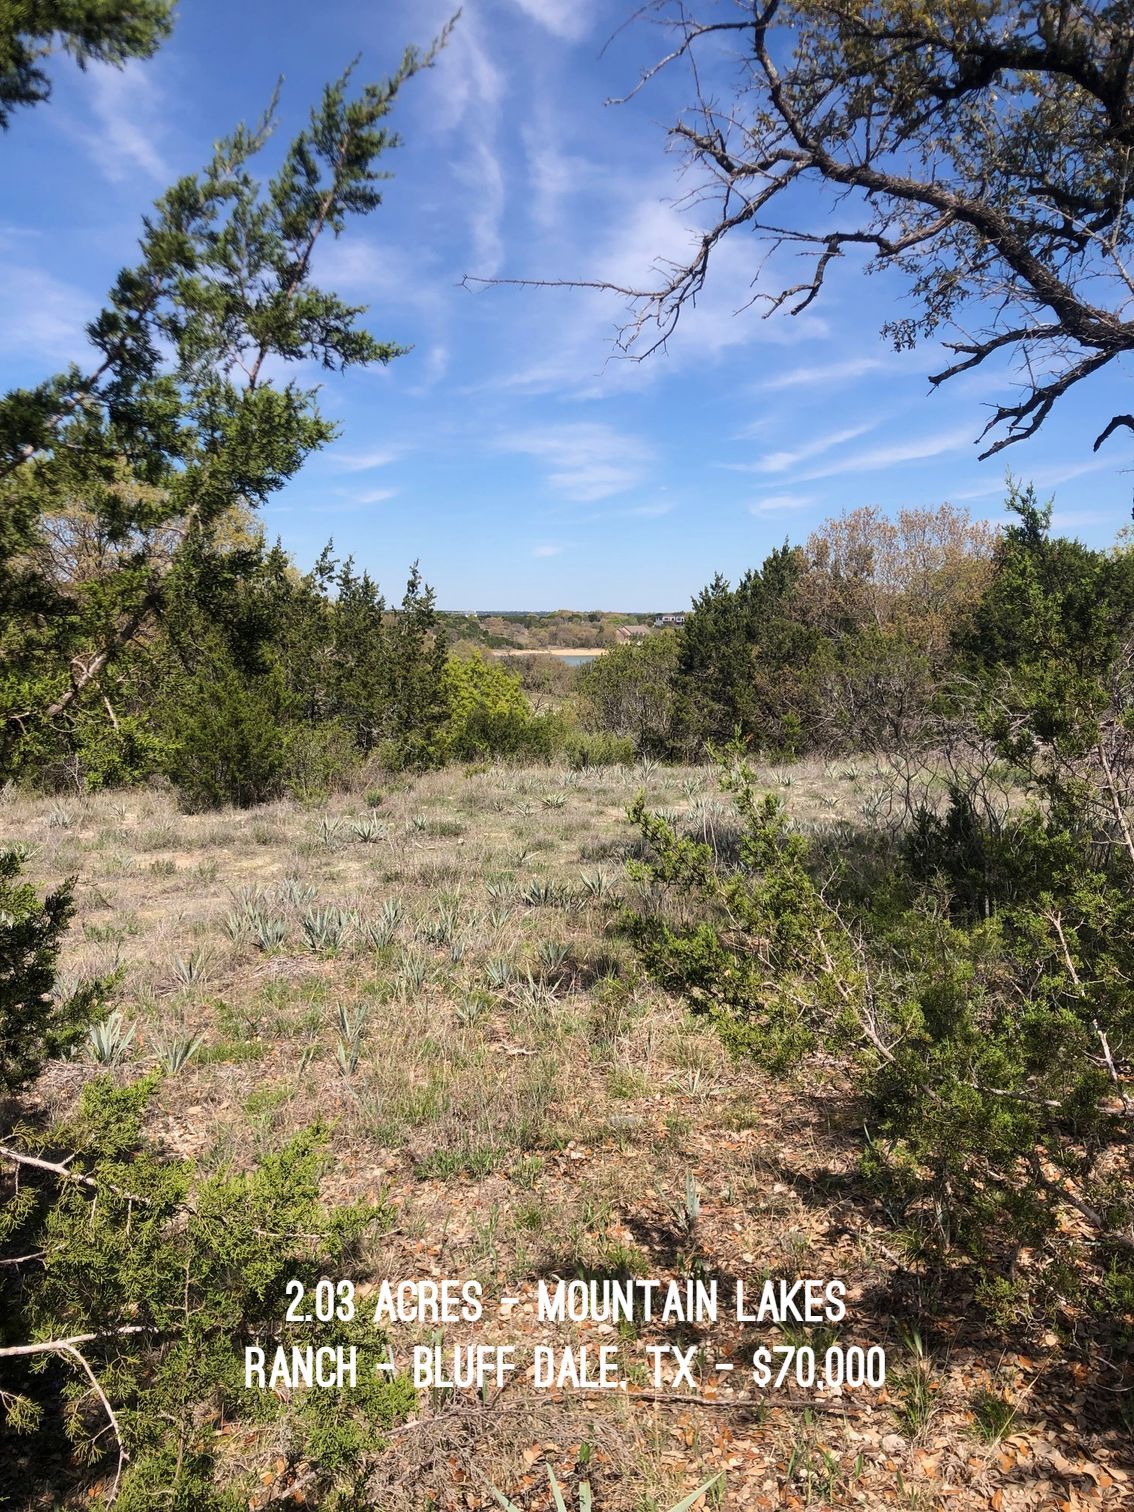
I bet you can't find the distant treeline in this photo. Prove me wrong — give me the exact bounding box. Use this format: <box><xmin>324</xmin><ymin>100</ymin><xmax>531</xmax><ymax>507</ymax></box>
<box><xmin>7</xmin><ymin>489</ymin><xmax>1134</xmax><ymax>809</ymax></box>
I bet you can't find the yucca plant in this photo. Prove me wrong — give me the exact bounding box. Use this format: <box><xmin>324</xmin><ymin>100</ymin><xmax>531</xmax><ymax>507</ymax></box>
<box><xmin>250</xmin><ymin>911</ymin><xmax>288</xmax><ymax>952</ymax></box>
<box><xmin>171</xmin><ymin>950</ymin><xmax>210</xmax><ymax>988</ymax></box>
<box><xmin>420</xmin><ymin>904</ymin><xmax>459</xmax><ymax>947</ymax></box>
<box><xmin>153</xmin><ymin>1029</ymin><xmax>203</xmax><ymax>1075</ymax></box>
<box><xmin>361</xmin><ymin>918</ymin><xmax>395</xmax><ymax>952</ymax></box>
<box><xmin>484</xmin><ymin>957</ymin><xmax>514</xmax><ymax>989</ymax></box>
<box><xmin>454</xmin><ymin>995</ymin><xmax>486</xmax><ymax>1027</ymax></box>
<box><xmin>379</xmin><ymin>897</ymin><xmax>405</xmax><ymax>929</ymax></box>
<box><xmin>396</xmin><ymin>952</ymin><xmax>428</xmax><ymax>994</ymax></box>
<box><xmin>335</xmin><ymin>1036</ymin><xmax>361</xmax><ymax>1076</ymax></box>
<box><xmin>486</xmin><ymin>1464</ymin><xmax>721</xmax><ymax>1512</ymax></box>
<box><xmin>221</xmin><ymin>910</ymin><xmax>247</xmax><ymax>943</ymax></box>
<box><xmin>541</xmin><ymin>792</ymin><xmax>566</xmax><ymax>809</ymax></box>
<box><xmin>521</xmin><ymin>878</ymin><xmax>563</xmax><ymax>908</ymax></box>
<box><xmin>274</xmin><ymin>877</ymin><xmax>316</xmax><ymax>907</ymax></box>
<box><xmin>318</xmin><ymin>815</ymin><xmax>344</xmax><ymax>846</ymax></box>
<box><xmin>87</xmin><ymin>1011</ymin><xmax>136</xmax><ymax>1066</ymax></box>
<box><xmin>536</xmin><ymin>939</ymin><xmax>569</xmax><ymax>977</ymax></box>
<box><xmin>335</xmin><ymin>1004</ymin><xmax>368</xmax><ymax>1042</ymax></box>
<box><xmin>352</xmin><ymin>814</ymin><xmax>385</xmax><ymax>843</ymax></box>
<box><xmin>302</xmin><ymin>906</ymin><xmax>348</xmax><ymax>953</ymax></box>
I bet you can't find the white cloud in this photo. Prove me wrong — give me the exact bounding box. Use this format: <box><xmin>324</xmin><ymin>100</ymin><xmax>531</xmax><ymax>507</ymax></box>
<box><xmin>506</xmin><ymin>0</ymin><xmax>595</xmax><ymax>41</ymax></box>
<box><xmin>748</xmin><ymin>493</ymin><xmax>816</xmax><ymax>514</ymax></box>
<box><xmin>533</xmin><ymin>543</ymin><xmax>564</xmax><ymax>556</ymax></box>
<box><xmin>427</xmin><ymin>7</ymin><xmax>504</xmax><ymax>130</ymax></box>
<box><xmin>0</xmin><ymin>265</ymin><xmax>94</xmax><ymax>363</ymax></box>
<box><xmin>794</xmin><ymin>424</ymin><xmax>975</xmax><ymax>481</ymax></box>
<box><xmin>731</xmin><ymin>422</ymin><xmax>877</xmax><ymax>475</ymax></box>
<box><xmin>499</xmin><ymin>421</ymin><xmax>654</xmax><ymax>500</ymax></box>
<box><xmin>946</xmin><ymin>456</ymin><xmax>1120</xmax><ymax>503</ymax></box>
<box><xmin>758</xmin><ymin>357</ymin><xmax>887</xmax><ymax>391</ymax></box>
<box><xmin>330</xmin><ymin>446</ymin><xmax>403</xmax><ymax>473</ymax></box>
<box><xmin>336</xmin><ymin>486</ymin><xmax>398</xmax><ymax>507</ymax></box>
<box><xmin>458</xmin><ymin>140</ymin><xmax>505</xmax><ymax>277</ymax></box>
<box><xmin>87</xmin><ymin>62</ymin><xmax>169</xmax><ymax>183</ymax></box>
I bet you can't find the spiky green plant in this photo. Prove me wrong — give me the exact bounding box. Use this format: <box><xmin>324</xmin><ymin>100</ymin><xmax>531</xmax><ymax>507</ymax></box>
<box><xmin>153</xmin><ymin>1029</ymin><xmax>203</xmax><ymax>1075</ymax></box>
<box><xmin>249</xmin><ymin>911</ymin><xmax>288</xmax><ymax>952</ymax></box>
<box><xmin>485</xmin><ymin>1464</ymin><xmax>722</xmax><ymax>1512</ymax></box>
<box><xmin>87</xmin><ymin>1011</ymin><xmax>136</xmax><ymax>1066</ymax></box>
<box><xmin>301</xmin><ymin>907</ymin><xmax>348</xmax><ymax>953</ymax></box>
<box><xmin>171</xmin><ymin>951</ymin><xmax>209</xmax><ymax>988</ymax></box>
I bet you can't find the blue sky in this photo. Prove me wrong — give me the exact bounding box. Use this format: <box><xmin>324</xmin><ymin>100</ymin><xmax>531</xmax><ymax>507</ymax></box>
<box><xmin>4</xmin><ymin>0</ymin><xmax>1133</xmax><ymax>608</ymax></box>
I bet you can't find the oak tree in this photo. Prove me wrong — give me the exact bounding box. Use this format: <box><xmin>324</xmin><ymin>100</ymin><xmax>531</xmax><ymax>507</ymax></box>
<box><xmin>578</xmin><ymin>2</ymin><xmax>1134</xmax><ymax>457</ymax></box>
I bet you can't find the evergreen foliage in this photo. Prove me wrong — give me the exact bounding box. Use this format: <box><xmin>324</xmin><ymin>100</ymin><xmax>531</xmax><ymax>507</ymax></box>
<box><xmin>0</xmin><ymin>0</ymin><xmax>174</xmax><ymax>128</ymax></box>
<box><xmin>0</xmin><ymin>22</ymin><xmax>453</xmax><ymax>781</ymax></box>
<box><xmin>0</xmin><ymin>852</ymin><xmax>106</xmax><ymax>1094</ymax></box>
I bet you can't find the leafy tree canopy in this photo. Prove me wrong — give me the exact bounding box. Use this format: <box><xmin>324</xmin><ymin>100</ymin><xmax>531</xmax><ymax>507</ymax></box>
<box><xmin>537</xmin><ymin>1</ymin><xmax>1134</xmax><ymax>458</ymax></box>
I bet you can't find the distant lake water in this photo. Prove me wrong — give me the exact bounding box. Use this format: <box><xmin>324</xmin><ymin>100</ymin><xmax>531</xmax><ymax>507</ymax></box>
<box><xmin>561</xmin><ymin>654</ymin><xmax>599</xmax><ymax>667</ymax></box>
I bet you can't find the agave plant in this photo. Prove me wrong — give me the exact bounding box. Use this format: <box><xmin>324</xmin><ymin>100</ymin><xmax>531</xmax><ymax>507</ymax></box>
<box><xmin>420</xmin><ymin>903</ymin><xmax>459</xmax><ymax>947</ymax></box>
<box><xmin>396</xmin><ymin>951</ymin><xmax>428</xmax><ymax>993</ymax></box>
<box><xmin>379</xmin><ymin>897</ymin><xmax>405</xmax><ymax>929</ymax></box>
<box><xmin>274</xmin><ymin>877</ymin><xmax>317</xmax><ymax>907</ymax></box>
<box><xmin>541</xmin><ymin>792</ymin><xmax>566</xmax><ymax>809</ymax></box>
<box><xmin>352</xmin><ymin>814</ymin><xmax>385</xmax><ymax>843</ymax></box>
<box><xmin>302</xmin><ymin>906</ymin><xmax>348</xmax><ymax>953</ymax></box>
<box><xmin>454</xmin><ymin>995</ymin><xmax>486</xmax><ymax>1027</ymax></box>
<box><xmin>87</xmin><ymin>1012</ymin><xmax>136</xmax><ymax>1066</ymax></box>
<box><xmin>486</xmin><ymin>1464</ymin><xmax>721</xmax><ymax>1512</ymax></box>
<box><xmin>521</xmin><ymin>878</ymin><xmax>563</xmax><ymax>908</ymax></box>
<box><xmin>536</xmin><ymin>939</ymin><xmax>569</xmax><ymax>977</ymax></box>
<box><xmin>153</xmin><ymin>1029</ymin><xmax>203</xmax><ymax>1075</ymax></box>
<box><xmin>484</xmin><ymin>957</ymin><xmax>515</xmax><ymax>989</ymax></box>
<box><xmin>334</xmin><ymin>1036</ymin><xmax>361</xmax><ymax>1076</ymax></box>
<box><xmin>318</xmin><ymin>815</ymin><xmax>344</xmax><ymax>847</ymax></box>
<box><xmin>221</xmin><ymin>910</ymin><xmax>248</xmax><ymax>943</ymax></box>
<box><xmin>171</xmin><ymin>950</ymin><xmax>210</xmax><ymax>988</ymax></box>
<box><xmin>579</xmin><ymin>870</ymin><xmax>611</xmax><ymax>900</ymax></box>
<box><xmin>249</xmin><ymin>911</ymin><xmax>288</xmax><ymax>952</ymax></box>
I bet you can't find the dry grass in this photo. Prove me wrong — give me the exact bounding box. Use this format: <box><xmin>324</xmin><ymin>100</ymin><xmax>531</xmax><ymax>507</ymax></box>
<box><xmin>3</xmin><ymin>760</ymin><xmax>1126</xmax><ymax>1510</ymax></box>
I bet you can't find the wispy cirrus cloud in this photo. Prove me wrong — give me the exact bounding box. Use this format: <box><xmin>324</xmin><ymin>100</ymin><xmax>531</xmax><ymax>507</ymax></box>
<box><xmin>727</xmin><ymin>422</ymin><xmax>877</xmax><ymax>475</ymax></box>
<box><xmin>506</xmin><ymin>0</ymin><xmax>596</xmax><ymax>40</ymax></box>
<box><xmin>0</xmin><ymin>264</ymin><xmax>94</xmax><ymax>363</ymax></box>
<box><xmin>329</xmin><ymin>445</ymin><xmax>404</xmax><ymax>473</ymax></box>
<box><xmin>427</xmin><ymin>5</ymin><xmax>507</xmax><ymax>282</ymax></box>
<box><xmin>499</xmin><ymin>421</ymin><xmax>654</xmax><ymax>501</ymax></box>
<box><xmin>757</xmin><ymin>356</ymin><xmax>888</xmax><ymax>391</ymax></box>
<box><xmin>86</xmin><ymin>61</ymin><xmax>169</xmax><ymax>183</ymax></box>
<box><xmin>748</xmin><ymin>492</ymin><xmax>816</xmax><ymax>515</ymax></box>
<box><xmin>334</xmin><ymin>486</ymin><xmax>398</xmax><ymax>507</ymax></box>
<box><xmin>794</xmin><ymin>424</ymin><xmax>976</xmax><ymax>481</ymax></box>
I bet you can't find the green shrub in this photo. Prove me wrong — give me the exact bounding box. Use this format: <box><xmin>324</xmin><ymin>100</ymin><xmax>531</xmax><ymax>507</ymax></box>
<box><xmin>0</xmin><ymin>852</ymin><xmax>107</xmax><ymax>1094</ymax></box>
<box><xmin>624</xmin><ymin>754</ymin><xmax>1134</xmax><ymax>1329</ymax></box>
<box><xmin>282</xmin><ymin>719</ymin><xmax>359</xmax><ymax>800</ymax></box>
<box><xmin>0</xmin><ymin>1078</ymin><xmax>405</xmax><ymax>1504</ymax></box>
<box><xmin>433</xmin><ymin>654</ymin><xmax>534</xmax><ymax>761</ymax></box>
<box><xmin>562</xmin><ymin>729</ymin><xmax>635</xmax><ymax>768</ymax></box>
<box><xmin>162</xmin><ymin>652</ymin><xmax>291</xmax><ymax>811</ymax></box>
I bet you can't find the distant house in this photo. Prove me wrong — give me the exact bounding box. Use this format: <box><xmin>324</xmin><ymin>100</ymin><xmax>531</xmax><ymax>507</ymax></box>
<box><xmin>616</xmin><ymin>624</ymin><xmax>651</xmax><ymax>643</ymax></box>
<box><xmin>653</xmin><ymin>613</ymin><xmax>686</xmax><ymax>628</ymax></box>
